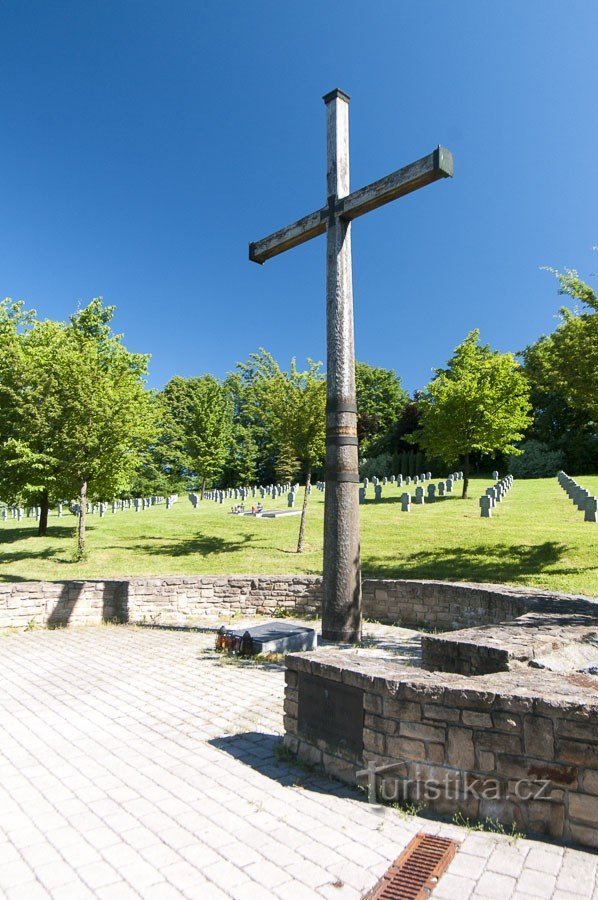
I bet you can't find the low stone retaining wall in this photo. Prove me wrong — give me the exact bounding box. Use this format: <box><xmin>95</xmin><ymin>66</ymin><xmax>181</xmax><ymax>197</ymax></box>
<box><xmin>284</xmin><ymin>651</ymin><xmax>598</xmax><ymax>849</ymax></box>
<box><xmin>0</xmin><ymin>575</ymin><xmax>589</xmax><ymax>631</ymax></box>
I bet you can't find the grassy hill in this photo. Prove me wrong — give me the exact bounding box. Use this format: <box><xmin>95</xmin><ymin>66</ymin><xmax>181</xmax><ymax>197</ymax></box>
<box><xmin>1</xmin><ymin>477</ymin><xmax>596</xmax><ymax>596</ymax></box>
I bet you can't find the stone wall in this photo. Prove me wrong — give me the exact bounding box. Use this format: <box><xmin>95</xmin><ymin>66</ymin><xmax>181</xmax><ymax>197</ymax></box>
<box><xmin>1</xmin><ymin>575</ymin><xmax>588</xmax><ymax>631</ymax></box>
<box><xmin>284</xmin><ymin>651</ymin><xmax>598</xmax><ymax>849</ymax></box>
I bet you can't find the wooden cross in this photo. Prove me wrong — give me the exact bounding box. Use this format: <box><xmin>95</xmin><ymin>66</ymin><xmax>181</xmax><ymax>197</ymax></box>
<box><xmin>249</xmin><ymin>89</ymin><xmax>453</xmax><ymax>642</ymax></box>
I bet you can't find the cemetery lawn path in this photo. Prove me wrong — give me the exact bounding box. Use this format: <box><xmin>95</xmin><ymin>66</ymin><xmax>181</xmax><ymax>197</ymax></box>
<box><xmin>1</xmin><ymin>477</ymin><xmax>596</xmax><ymax>596</ymax></box>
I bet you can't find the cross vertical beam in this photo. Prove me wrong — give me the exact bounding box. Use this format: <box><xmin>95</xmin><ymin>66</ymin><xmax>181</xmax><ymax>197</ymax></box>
<box><xmin>249</xmin><ymin>90</ymin><xmax>453</xmax><ymax>644</ymax></box>
<box><xmin>321</xmin><ymin>89</ymin><xmax>361</xmax><ymax>642</ymax></box>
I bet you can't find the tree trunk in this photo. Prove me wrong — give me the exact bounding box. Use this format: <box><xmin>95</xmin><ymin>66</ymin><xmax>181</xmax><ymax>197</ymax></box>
<box><xmin>37</xmin><ymin>489</ymin><xmax>49</xmax><ymax>537</ymax></box>
<box><xmin>77</xmin><ymin>480</ymin><xmax>87</xmax><ymax>559</ymax></box>
<box><xmin>462</xmin><ymin>453</ymin><xmax>470</xmax><ymax>499</ymax></box>
<box><xmin>200</xmin><ymin>478</ymin><xmax>206</xmax><ymax>501</ymax></box>
<box><xmin>296</xmin><ymin>466</ymin><xmax>311</xmax><ymax>554</ymax></box>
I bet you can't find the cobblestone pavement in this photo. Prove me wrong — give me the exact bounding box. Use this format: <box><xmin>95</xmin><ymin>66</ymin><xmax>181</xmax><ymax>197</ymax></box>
<box><xmin>0</xmin><ymin>623</ymin><xmax>596</xmax><ymax>900</ymax></box>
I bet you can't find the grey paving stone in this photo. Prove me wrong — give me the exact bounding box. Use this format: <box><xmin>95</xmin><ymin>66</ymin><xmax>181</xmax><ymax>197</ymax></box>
<box><xmin>0</xmin><ymin>624</ymin><xmax>594</xmax><ymax>900</ymax></box>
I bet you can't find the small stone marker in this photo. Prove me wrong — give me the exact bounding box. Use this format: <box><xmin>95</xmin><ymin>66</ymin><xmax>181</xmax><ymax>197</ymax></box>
<box><xmin>414</xmin><ymin>486</ymin><xmax>425</xmax><ymax>504</ymax></box>
<box><xmin>492</xmin><ymin>470</ymin><xmax>499</xmax><ymax>481</ymax></box>
<box><xmin>427</xmin><ymin>484</ymin><xmax>436</xmax><ymax>502</ymax></box>
<box><xmin>217</xmin><ymin>622</ymin><xmax>317</xmax><ymax>656</ymax></box>
<box><xmin>400</xmin><ymin>492</ymin><xmax>411</xmax><ymax>512</ymax></box>
<box><xmin>359</xmin><ymin>487</ymin><xmax>365</xmax><ymax>504</ymax></box>
<box><xmin>438</xmin><ymin>482</ymin><xmax>445</xmax><ymax>497</ymax></box>
<box><xmin>374</xmin><ymin>484</ymin><xmax>382</xmax><ymax>502</ymax></box>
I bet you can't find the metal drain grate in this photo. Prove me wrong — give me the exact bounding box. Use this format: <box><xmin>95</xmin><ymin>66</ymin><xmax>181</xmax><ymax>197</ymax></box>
<box><xmin>363</xmin><ymin>833</ymin><xmax>460</xmax><ymax>899</ymax></box>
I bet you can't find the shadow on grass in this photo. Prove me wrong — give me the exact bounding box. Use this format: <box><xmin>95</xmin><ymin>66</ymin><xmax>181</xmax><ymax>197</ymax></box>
<box><xmin>0</xmin><ymin>525</ymin><xmax>86</xmax><ymax>544</ymax></box>
<box><xmin>101</xmin><ymin>531</ymin><xmax>254</xmax><ymax>558</ymax></box>
<box><xmin>0</xmin><ymin>546</ymin><xmax>68</xmax><ymax>582</ymax></box>
<box><xmin>363</xmin><ymin>541</ymin><xmax>574</xmax><ymax>584</ymax></box>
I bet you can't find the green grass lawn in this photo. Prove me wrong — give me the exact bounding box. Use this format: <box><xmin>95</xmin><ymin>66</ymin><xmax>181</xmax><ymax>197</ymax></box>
<box><xmin>1</xmin><ymin>477</ymin><xmax>596</xmax><ymax>596</ymax></box>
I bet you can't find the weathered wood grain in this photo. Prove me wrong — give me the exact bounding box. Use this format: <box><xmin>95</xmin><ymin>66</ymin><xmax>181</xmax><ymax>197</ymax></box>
<box><xmin>338</xmin><ymin>147</ymin><xmax>453</xmax><ymax>221</ymax></box>
<box><xmin>249</xmin><ymin>208</ymin><xmax>327</xmax><ymax>264</ymax></box>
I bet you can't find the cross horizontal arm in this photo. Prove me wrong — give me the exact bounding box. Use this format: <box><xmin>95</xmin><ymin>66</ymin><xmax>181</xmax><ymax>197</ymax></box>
<box><xmin>249</xmin><ymin>146</ymin><xmax>453</xmax><ymax>265</ymax></box>
<box><xmin>249</xmin><ymin>206</ymin><xmax>327</xmax><ymax>264</ymax></box>
<box><xmin>337</xmin><ymin>146</ymin><xmax>453</xmax><ymax>222</ymax></box>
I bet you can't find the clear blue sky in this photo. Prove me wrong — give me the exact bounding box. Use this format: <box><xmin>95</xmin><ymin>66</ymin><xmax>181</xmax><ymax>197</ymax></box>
<box><xmin>1</xmin><ymin>1</ymin><xmax>596</xmax><ymax>393</ymax></box>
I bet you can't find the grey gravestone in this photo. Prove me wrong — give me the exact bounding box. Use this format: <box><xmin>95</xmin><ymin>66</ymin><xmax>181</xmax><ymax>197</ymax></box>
<box><xmin>492</xmin><ymin>470</ymin><xmax>499</xmax><ymax>481</ymax></box>
<box><xmin>445</xmin><ymin>479</ymin><xmax>453</xmax><ymax>493</ymax></box>
<box><xmin>288</xmin><ymin>492</ymin><xmax>296</xmax><ymax>508</ymax></box>
<box><xmin>584</xmin><ymin>497</ymin><xmax>597</xmax><ymax>523</ymax></box>
<box><xmin>480</xmin><ymin>495</ymin><xmax>492</xmax><ymax>518</ymax></box>
<box><xmin>359</xmin><ymin>487</ymin><xmax>365</xmax><ymax>505</ymax></box>
<box><xmin>427</xmin><ymin>484</ymin><xmax>436</xmax><ymax>502</ymax></box>
<box><xmin>400</xmin><ymin>492</ymin><xmax>411</xmax><ymax>512</ymax></box>
<box><xmin>414</xmin><ymin>486</ymin><xmax>425</xmax><ymax>504</ymax></box>
<box><xmin>438</xmin><ymin>482</ymin><xmax>445</xmax><ymax>497</ymax></box>
<box><xmin>374</xmin><ymin>485</ymin><xmax>382</xmax><ymax>502</ymax></box>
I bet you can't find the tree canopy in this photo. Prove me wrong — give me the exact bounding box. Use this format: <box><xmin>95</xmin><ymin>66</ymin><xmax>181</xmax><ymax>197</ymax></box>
<box><xmin>415</xmin><ymin>330</ymin><xmax>532</xmax><ymax>496</ymax></box>
<box><xmin>238</xmin><ymin>349</ymin><xmax>326</xmax><ymax>552</ymax></box>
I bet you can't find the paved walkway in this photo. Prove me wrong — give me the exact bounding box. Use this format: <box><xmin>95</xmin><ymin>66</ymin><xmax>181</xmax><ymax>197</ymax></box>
<box><xmin>0</xmin><ymin>623</ymin><xmax>596</xmax><ymax>900</ymax></box>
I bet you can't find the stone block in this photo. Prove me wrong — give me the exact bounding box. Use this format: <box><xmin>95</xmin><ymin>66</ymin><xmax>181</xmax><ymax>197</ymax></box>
<box><xmin>581</xmin><ymin>770</ymin><xmax>598</xmax><ymax>794</ymax></box>
<box><xmin>364</xmin><ymin>693</ymin><xmax>383</xmax><ymax>714</ymax></box>
<box><xmin>462</xmin><ymin>710</ymin><xmax>493</xmax><ymax>728</ymax></box>
<box><xmin>475</xmin><ymin>732</ymin><xmax>522</xmax><ymax>755</ymax></box>
<box><xmin>523</xmin><ymin>715</ymin><xmax>554</xmax><ymax>758</ymax></box>
<box><xmin>569</xmin><ymin>822</ymin><xmax>598</xmax><ymax>849</ymax></box>
<box><xmin>399</xmin><ymin>721</ymin><xmax>446</xmax><ymax>742</ymax></box>
<box><xmin>558</xmin><ymin>740</ymin><xmax>598</xmax><ymax>767</ymax></box>
<box><xmin>491</xmin><ymin>712</ymin><xmax>521</xmax><ymax>732</ymax></box>
<box><xmin>447</xmin><ymin>727</ymin><xmax>475</xmax><ymax>769</ymax></box>
<box><xmin>363</xmin><ymin>729</ymin><xmax>386</xmax><ymax>755</ymax></box>
<box><xmin>382</xmin><ymin>698</ymin><xmax>422</xmax><ymax>721</ymax></box>
<box><xmin>386</xmin><ymin>736</ymin><xmax>426</xmax><ymax>761</ymax></box>
<box><xmin>568</xmin><ymin>792</ymin><xmax>597</xmax><ymax>824</ymax></box>
<box><xmin>422</xmin><ymin>704</ymin><xmax>460</xmax><ymax>723</ymax></box>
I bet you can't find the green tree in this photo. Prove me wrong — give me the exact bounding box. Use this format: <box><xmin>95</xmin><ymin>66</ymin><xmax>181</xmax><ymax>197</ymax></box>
<box><xmin>0</xmin><ymin>299</ymin><xmax>59</xmax><ymax>533</ymax></box>
<box><xmin>239</xmin><ymin>350</ymin><xmax>326</xmax><ymax>553</ymax></box>
<box><xmin>355</xmin><ymin>362</ymin><xmax>409</xmax><ymax>458</ymax></box>
<box><xmin>415</xmin><ymin>331</ymin><xmax>532</xmax><ymax>498</ymax></box>
<box><xmin>223</xmin><ymin>423</ymin><xmax>259</xmax><ymax>487</ymax></box>
<box><xmin>161</xmin><ymin>375</ymin><xmax>233</xmax><ymax>497</ymax></box>
<box><xmin>0</xmin><ymin>299</ymin><xmax>156</xmax><ymax>552</ymax></box>
<box><xmin>523</xmin><ymin>266</ymin><xmax>598</xmax><ymax>423</ymax></box>
<box><xmin>55</xmin><ymin>300</ymin><xmax>156</xmax><ymax>556</ymax></box>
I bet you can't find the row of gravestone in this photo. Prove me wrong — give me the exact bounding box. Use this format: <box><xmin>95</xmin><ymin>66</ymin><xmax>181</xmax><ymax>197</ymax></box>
<box><xmin>195</xmin><ymin>484</ymin><xmax>298</xmax><ymax>508</ymax></box>
<box><xmin>479</xmin><ymin>475</ymin><xmax>513</xmax><ymax>517</ymax></box>
<box><xmin>0</xmin><ymin>495</ymin><xmax>175</xmax><ymax>522</ymax></box>
<box><xmin>557</xmin><ymin>471</ymin><xmax>597</xmax><ymax>523</ymax></box>
<box><xmin>359</xmin><ymin>472</ymin><xmax>465</xmax><ymax>507</ymax></box>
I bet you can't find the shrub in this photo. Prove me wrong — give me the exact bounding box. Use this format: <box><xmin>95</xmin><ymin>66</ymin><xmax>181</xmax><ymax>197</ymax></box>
<box><xmin>507</xmin><ymin>440</ymin><xmax>565</xmax><ymax>478</ymax></box>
